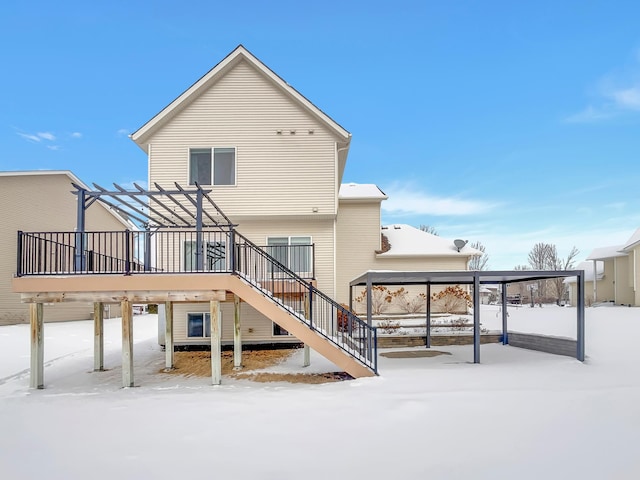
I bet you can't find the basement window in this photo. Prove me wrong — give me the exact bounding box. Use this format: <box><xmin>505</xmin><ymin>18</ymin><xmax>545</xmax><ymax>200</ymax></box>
<box><xmin>187</xmin><ymin>313</ymin><xmax>211</xmax><ymax>338</ymax></box>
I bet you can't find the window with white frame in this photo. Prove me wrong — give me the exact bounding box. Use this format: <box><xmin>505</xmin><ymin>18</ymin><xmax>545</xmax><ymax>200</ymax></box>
<box><xmin>267</xmin><ymin>236</ymin><xmax>312</xmax><ymax>275</ymax></box>
<box><xmin>184</xmin><ymin>240</ymin><xmax>226</xmax><ymax>271</ymax></box>
<box><xmin>189</xmin><ymin>147</ymin><xmax>235</xmax><ymax>186</ymax></box>
<box><xmin>273</xmin><ymin>322</ymin><xmax>291</xmax><ymax>336</ymax></box>
<box><xmin>187</xmin><ymin>313</ymin><xmax>211</xmax><ymax>338</ymax></box>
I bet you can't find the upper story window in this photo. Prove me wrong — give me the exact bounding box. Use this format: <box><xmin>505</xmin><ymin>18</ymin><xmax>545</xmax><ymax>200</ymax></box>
<box><xmin>189</xmin><ymin>147</ymin><xmax>235</xmax><ymax>186</ymax></box>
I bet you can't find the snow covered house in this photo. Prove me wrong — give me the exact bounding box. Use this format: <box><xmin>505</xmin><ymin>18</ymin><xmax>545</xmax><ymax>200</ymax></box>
<box><xmin>12</xmin><ymin>45</ymin><xmax>479</xmax><ymax>387</ymax></box>
<box><xmin>0</xmin><ymin>171</ymin><xmax>131</xmax><ymax>325</ymax></box>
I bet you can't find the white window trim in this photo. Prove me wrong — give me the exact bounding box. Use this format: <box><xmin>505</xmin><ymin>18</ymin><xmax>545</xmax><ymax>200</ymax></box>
<box><xmin>265</xmin><ymin>235</ymin><xmax>313</xmax><ymax>276</ymax></box>
<box><xmin>187</xmin><ymin>146</ymin><xmax>237</xmax><ymax>187</ymax></box>
<box><xmin>186</xmin><ymin>312</ymin><xmax>211</xmax><ymax>338</ymax></box>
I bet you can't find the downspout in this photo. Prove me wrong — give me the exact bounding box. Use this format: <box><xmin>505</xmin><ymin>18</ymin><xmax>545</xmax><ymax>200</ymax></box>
<box><xmin>592</xmin><ymin>259</ymin><xmax>597</xmax><ymax>304</ymax></box>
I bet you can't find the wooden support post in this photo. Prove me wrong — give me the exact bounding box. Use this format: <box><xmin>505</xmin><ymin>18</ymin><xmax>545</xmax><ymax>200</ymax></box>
<box><xmin>233</xmin><ymin>295</ymin><xmax>242</xmax><ymax>370</ymax></box>
<box><xmin>303</xmin><ymin>345</ymin><xmax>311</xmax><ymax>367</ymax></box>
<box><xmin>303</xmin><ymin>292</ymin><xmax>311</xmax><ymax>367</ymax></box>
<box><xmin>165</xmin><ymin>301</ymin><xmax>174</xmax><ymax>370</ymax></box>
<box><xmin>211</xmin><ymin>300</ymin><xmax>222</xmax><ymax>385</ymax></box>
<box><xmin>94</xmin><ymin>302</ymin><xmax>104</xmax><ymax>371</ymax></box>
<box><xmin>30</xmin><ymin>303</ymin><xmax>44</xmax><ymax>389</ymax></box>
<box><xmin>121</xmin><ymin>300</ymin><xmax>134</xmax><ymax>387</ymax></box>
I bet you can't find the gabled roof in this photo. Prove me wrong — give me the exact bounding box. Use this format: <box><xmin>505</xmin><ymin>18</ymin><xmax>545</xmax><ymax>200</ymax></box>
<box><xmin>377</xmin><ymin>224</ymin><xmax>482</xmax><ymax>258</ymax></box>
<box><xmin>565</xmin><ymin>260</ymin><xmax>604</xmax><ymax>284</ymax></box>
<box><xmin>586</xmin><ymin>245</ymin><xmax>628</xmax><ymax>260</ymax></box>
<box><xmin>131</xmin><ymin>45</ymin><xmax>351</xmax><ymax>149</ymax></box>
<box><xmin>622</xmin><ymin>227</ymin><xmax>640</xmax><ymax>252</ymax></box>
<box><xmin>338</xmin><ymin>183</ymin><xmax>387</xmax><ymax>201</ymax></box>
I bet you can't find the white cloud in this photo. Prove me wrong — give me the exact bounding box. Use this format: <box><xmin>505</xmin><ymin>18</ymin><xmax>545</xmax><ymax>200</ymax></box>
<box><xmin>117</xmin><ymin>128</ymin><xmax>130</xmax><ymax>136</ymax></box>
<box><xmin>17</xmin><ymin>132</ymin><xmax>42</xmax><ymax>142</ymax></box>
<box><xmin>70</xmin><ymin>132</ymin><xmax>82</xmax><ymax>138</ymax></box>
<box><xmin>46</xmin><ymin>145</ymin><xmax>61</xmax><ymax>151</ymax></box>
<box><xmin>564</xmin><ymin>105</ymin><xmax>615</xmax><ymax>123</ymax></box>
<box><xmin>608</xmin><ymin>85</ymin><xmax>640</xmax><ymax>110</ymax></box>
<box><xmin>120</xmin><ymin>180</ymin><xmax>148</xmax><ymax>190</ymax></box>
<box><xmin>37</xmin><ymin>132</ymin><xmax>56</xmax><ymax>141</ymax></box>
<box><xmin>382</xmin><ymin>186</ymin><xmax>496</xmax><ymax>216</ymax></box>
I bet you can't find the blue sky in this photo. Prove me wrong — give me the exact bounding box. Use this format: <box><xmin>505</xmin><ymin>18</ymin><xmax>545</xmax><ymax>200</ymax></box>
<box><xmin>2</xmin><ymin>1</ymin><xmax>640</xmax><ymax>269</ymax></box>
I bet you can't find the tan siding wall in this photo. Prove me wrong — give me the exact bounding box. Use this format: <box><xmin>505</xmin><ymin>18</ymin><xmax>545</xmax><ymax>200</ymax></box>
<box><xmin>172</xmin><ymin>301</ymin><xmax>300</xmax><ymax>345</ymax></box>
<box><xmin>598</xmin><ymin>259</ymin><xmax>616</xmax><ymax>301</ymax></box>
<box><xmin>147</xmin><ymin>59</ymin><xmax>338</xmax><ymax>218</ymax></box>
<box><xmin>335</xmin><ymin>201</ymin><xmax>381</xmax><ymax>304</ymax></box>
<box><xmin>0</xmin><ymin>173</ymin><xmax>129</xmax><ymax>324</ymax></box>
<box><xmin>615</xmin><ymin>255</ymin><xmax>635</xmax><ymax>305</ymax></box>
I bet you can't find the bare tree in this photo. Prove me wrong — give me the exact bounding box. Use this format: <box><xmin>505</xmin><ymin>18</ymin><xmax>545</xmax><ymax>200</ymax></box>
<box><xmin>468</xmin><ymin>241</ymin><xmax>489</xmax><ymax>270</ymax></box>
<box><xmin>527</xmin><ymin>243</ymin><xmax>579</xmax><ymax>304</ymax></box>
<box><xmin>419</xmin><ymin>225</ymin><xmax>439</xmax><ymax>236</ymax></box>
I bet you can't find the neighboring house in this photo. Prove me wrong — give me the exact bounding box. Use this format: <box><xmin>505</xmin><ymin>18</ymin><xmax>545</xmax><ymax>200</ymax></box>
<box><xmin>0</xmin><ymin>171</ymin><xmax>130</xmax><ymax>325</ymax></box>
<box><xmin>566</xmin><ymin>230</ymin><xmax>639</xmax><ymax>306</ymax></box>
<box><xmin>129</xmin><ymin>45</ymin><xmax>479</xmax><ymax>347</ymax></box>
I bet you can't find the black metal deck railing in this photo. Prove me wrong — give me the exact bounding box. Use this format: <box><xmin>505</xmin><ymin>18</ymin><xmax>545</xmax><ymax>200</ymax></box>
<box><xmin>16</xmin><ymin>229</ymin><xmax>376</xmax><ymax>373</ymax></box>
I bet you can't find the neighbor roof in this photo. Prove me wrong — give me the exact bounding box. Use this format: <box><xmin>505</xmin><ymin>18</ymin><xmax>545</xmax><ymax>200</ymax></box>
<box><xmin>586</xmin><ymin>245</ymin><xmax>627</xmax><ymax>260</ymax></box>
<box><xmin>131</xmin><ymin>45</ymin><xmax>351</xmax><ymax>149</ymax></box>
<box><xmin>622</xmin><ymin>227</ymin><xmax>640</xmax><ymax>252</ymax></box>
<box><xmin>565</xmin><ymin>261</ymin><xmax>604</xmax><ymax>284</ymax></box>
<box><xmin>378</xmin><ymin>224</ymin><xmax>481</xmax><ymax>258</ymax></box>
<box><xmin>338</xmin><ymin>183</ymin><xmax>387</xmax><ymax>200</ymax></box>
<box><xmin>0</xmin><ymin>170</ymin><xmax>133</xmax><ymax>229</ymax></box>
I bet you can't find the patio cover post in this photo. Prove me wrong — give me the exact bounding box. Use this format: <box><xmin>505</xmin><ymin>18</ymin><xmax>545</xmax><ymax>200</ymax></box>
<box><xmin>473</xmin><ymin>273</ymin><xmax>480</xmax><ymax>364</ymax></box>
<box><xmin>501</xmin><ymin>284</ymin><xmax>508</xmax><ymax>345</ymax></box>
<box><xmin>592</xmin><ymin>259</ymin><xmax>597</xmax><ymax>304</ymax></box>
<box><xmin>93</xmin><ymin>302</ymin><xmax>104</xmax><ymax>371</ymax></box>
<box><xmin>425</xmin><ymin>284</ymin><xmax>431</xmax><ymax>349</ymax></box>
<box><xmin>577</xmin><ymin>271</ymin><xmax>586</xmax><ymax>361</ymax></box>
<box><xmin>121</xmin><ymin>300</ymin><xmax>134</xmax><ymax>387</ymax></box>
<box><xmin>366</xmin><ymin>275</ymin><xmax>373</xmax><ymax>361</ymax></box>
<box><xmin>30</xmin><ymin>303</ymin><xmax>44</xmax><ymax>389</ymax></box>
<box><xmin>165</xmin><ymin>301</ymin><xmax>174</xmax><ymax>370</ymax></box>
<box><xmin>302</xmin><ymin>292</ymin><xmax>310</xmax><ymax>367</ymax></box>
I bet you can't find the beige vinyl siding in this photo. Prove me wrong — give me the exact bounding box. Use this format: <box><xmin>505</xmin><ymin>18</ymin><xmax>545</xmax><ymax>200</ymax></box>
<box><xmin>615</xmin><ymin>255</ymin><xmax>634</xmax><ymax>305</ymax></box>
<box><xmin>147</xmin><ymin>59</ymin><xmax>339</xmax><ymax>218</ymax></box>
<box><xmin>172</xmin><ymin>302</ymin><xmax>298</xmax><ymax>345</ymax></box>
<box><xmin>0</xmin><ymin>173</ymin><xmax>129</xmax><ymax>325</ymax></box>
<box><xmin>335</xmin><ymin>200</ymin><xmax>382</xmax><ymax>304</ymax></box>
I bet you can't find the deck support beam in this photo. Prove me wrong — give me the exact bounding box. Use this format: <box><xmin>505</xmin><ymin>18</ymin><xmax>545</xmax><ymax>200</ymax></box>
<box><xmin>233</xmin><ymin>295</ymin><xmax>242</xmax><ymax>370</ymax></box>
<box><xmin>94</xmin><ymin>302</ymin><xmax>104</xmax><ymax>371</ymax></box>
<box><xmin>165</xmin><ymin>301</ymin><xmax>174</xmax><ymax>370</ymax></box>
<box><xmin>211</xmin><ymin>300</ymin><xmax>222</xmax><ymax>385</ymax></box>
<box><xmin>425</xmin><ymin>284</ymin><xmax>431</xmax><ymax>349</ymax></box>
<box><xmin>121</xmin><ymin>300</ymin><xmax>134</xmax><ymax>387</ymax></box>
<box><xmin>29</xmin><ymin>303</ymin><xmax>44</xmax><ymax>389</ymax></box>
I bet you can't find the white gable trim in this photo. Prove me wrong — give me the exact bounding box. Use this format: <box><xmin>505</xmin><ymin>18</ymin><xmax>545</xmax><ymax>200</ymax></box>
<box><xmin>131</xmin><ymin>45</ymin><xmax>351</xmax><ymax>148</ymax></box>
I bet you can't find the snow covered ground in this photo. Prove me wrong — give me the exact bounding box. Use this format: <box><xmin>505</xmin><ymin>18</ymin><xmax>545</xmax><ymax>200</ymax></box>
<box><xmin>1</xmin><ymin>305</ymin><xmax>639</xmax><ymax>479</ymax></box>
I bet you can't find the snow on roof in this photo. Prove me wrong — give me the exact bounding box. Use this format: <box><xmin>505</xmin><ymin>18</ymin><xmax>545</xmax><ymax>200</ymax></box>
<box><xmin>586</xmin><ymin>245</ymin><xmax>627</xmax><ymax>260</ymax></box>
<box><xmin>377</xmin><ymin>224</ymin><xmax>482</xmax><ymax>257</ymax></box>
<box><xmin>564</xmin><ymin>260</ymin><xmax>604</xmax><ymax>283</ymax></box>
<box><xmin>622</xmin><ymin>227</ymin><xmax>640</xmax><ymax>251</ymax></box>
<box><xmin>338</xmin><ymin>183</ymin><xmax>387</xmax><ymax>200</ymax></box>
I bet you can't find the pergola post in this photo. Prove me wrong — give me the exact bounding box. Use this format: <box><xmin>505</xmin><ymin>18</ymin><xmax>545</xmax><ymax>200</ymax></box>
<box><xmin>94</xmin><ymin>302</ymin><xmax>104</xmax><ymax>371</ymax></box>
<box><xmin>425</xmin><ymin>284</ymin><xmax>431</xmax><ymax>349</ymax></box>
<box><xmin>366</xmin><ymin>275</ymin><xmax>373</xmax><ymax>361</ymax></box>
<box><xmin>30</xmin><ymin>303</ymin><xmax>44</xmax><ymax>389</ymax></box>
<box><xmin>195</xmin><ymin>188</ymin><xmax>204</xmax><ymax>271</ymax></box>
<box><xmin>121</xmin><ymin>300</ymin><xmax>134</xmax><ymax>387</ymax></box>
<box><xmin>74</xmin><ymin>187</ymin><xmax>86</xmax><ymax>272</ymax></box>
<box><xmin>501</xmin><ymin>284</ymin><xmax>508</xmax><ymax>345</ymax></box>
<box><xmin>473</xmin><ymin>273</ymin><xmax>480</xmax><ymax>364</ymax></box>
<box><xmin>577</xmin><ymin>271</ymin><xmax>586</xmax><ymax>361</ymax></box>
<box><xmin>233</xmin><ymin>295</ymin><xmax>242</xmax><ymax>370</ymax></box>
<box><xmin>165</xmin><ymin>301</ymin><xmax>174</xmax><ymax>370</ymax></box>
<box><xmin>211</xmin><ymin>300</ymin><xmax>222</xmax><ymax>385</ymax></box>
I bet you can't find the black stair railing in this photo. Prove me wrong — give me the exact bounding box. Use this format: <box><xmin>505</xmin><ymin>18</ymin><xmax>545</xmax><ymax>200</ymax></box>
<box><xmin>233</xmin><ymin>232</ymin><xmax>377</xmax><ymax>373</ymax></box>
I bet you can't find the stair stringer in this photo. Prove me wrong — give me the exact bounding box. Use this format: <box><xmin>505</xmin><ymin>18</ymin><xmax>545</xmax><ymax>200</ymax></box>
<box><xmin>227</xmin><ymin>275</ymin><xmax>376</xmax><ymax>378</ymax></box>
